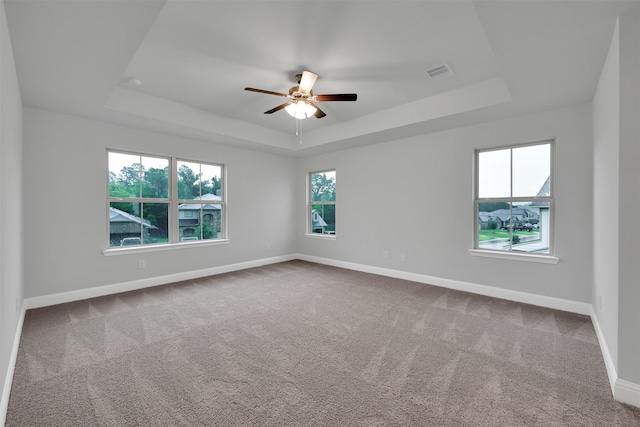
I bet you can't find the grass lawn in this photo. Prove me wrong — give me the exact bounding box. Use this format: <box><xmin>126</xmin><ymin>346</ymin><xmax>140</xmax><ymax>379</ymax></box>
<box><xmin>478</xmin><ymin>229</ymin><xmax>539</xmax><ymax>241</ymax></box>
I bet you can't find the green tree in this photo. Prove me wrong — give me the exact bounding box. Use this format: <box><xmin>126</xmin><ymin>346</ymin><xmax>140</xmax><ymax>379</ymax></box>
<box><xmin>311</xmin><ymin>174</ymin><xmax>336</xmax><ymax>202</ymax></box>
<box><xmin>479</xmin><ymin>202</ymin><xmax>510</xmax><ymax>212</ymax></box>
<box><xmin>142</xmin><ymin>167</ymin><xmax>169</xmax><ymax>198</ymax></box>
<box><xmin>202</xmin><ymin>176</ymin><xmax>222</xmax><ymax>196</ymax></box>
<box><xmin>178</xmin><ymin>164</ymin><xmax>201</xmax><ymax>199</ymax></box>
<box><xmin>118</xmin><ymin>163</ymin><xmax>142</xmax><ymax>187</ymax></box>
<box><xmin>196</xmin><ymin>222</ymin><xmax>215</xmax><ymax>240</ymax></box>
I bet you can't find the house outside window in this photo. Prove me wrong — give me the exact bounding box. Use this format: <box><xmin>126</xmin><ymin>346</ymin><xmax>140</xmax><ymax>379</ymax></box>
<box><xmin>108</xmin><ymin>152</ymin><xmax>169</xmax><ymax>247</ymax></box>
<box><xmin>474</xmin><ymin>141</ymin><xmax>553</xmax><ymax>254</ymax></box>
<box><xmin>309</xmin><ymin>169</ymin><xmax>336</xmax><ymax>235</ymax></box>
<box><xmin>107</xmin><ymin>150</ymin><xmax>224</xmax><ymax>247</ymax></box>
<box><xmin>177</xmin><ymin>160</ymin><xmax>223</xmax><ymax>241</ymax></box>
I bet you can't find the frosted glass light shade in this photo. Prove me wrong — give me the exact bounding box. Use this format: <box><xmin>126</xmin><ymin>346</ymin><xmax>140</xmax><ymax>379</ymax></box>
<box><xmin>285</xmin><ymin>101</ymin><xmax>317</xmax><ymax>119</ymax></box>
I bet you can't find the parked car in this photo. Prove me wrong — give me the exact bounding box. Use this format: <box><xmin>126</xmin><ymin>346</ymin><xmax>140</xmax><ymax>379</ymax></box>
<box><xmin>518</xmin><ymin>222</ymin><xmax>533</xmax><ymax>231</ymax></box>
<box><xmin>181</xmin><ymin>236</ymin><xmax>199</xmax><ymax>241</ymax></box>
<box><xmin>120</xmin><ymin>237</ymin><xmax>142</xmax><ymax>246</ymax></box>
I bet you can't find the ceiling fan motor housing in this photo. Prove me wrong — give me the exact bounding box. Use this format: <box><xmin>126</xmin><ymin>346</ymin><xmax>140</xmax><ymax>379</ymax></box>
<box><xmin>289</xmin><ymin>86</ymin><xmax>313</xmax><ymax>100</ymax></box>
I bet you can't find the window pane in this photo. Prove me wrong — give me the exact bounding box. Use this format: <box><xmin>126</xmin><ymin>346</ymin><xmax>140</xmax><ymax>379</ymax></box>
<box><xmin>200</xmin><ymin>163</ymin><xmax>222</xmax><ymax>199</ymax></box>
<box><xmin>513</xmin><ymin>144</ymin><xmax>550</xmax><ymax>197</ymax></box>
<box><xmin>477</xmin><ymin>201</ymin><xmax>549</xmax><ymax>253</ymax></box>
<box><xmin>142</xmin><ymin>203</ymin><xmax>169</xmax><ymax>245</ymax></box>
<box><xmin>177</xmin><ymin>160</ymin><xmax>201</xmax><ymax>200</ymax></box>
<box><xmin>311</xmin><ymin>204</ymin><xmax>335</xmax><ymax>235</ymax></box>
<box><xmin>478</xmin><ymin>149</ymin><xmax>510</xmax><ymax>198</ymax></box>
<box><xmin>179</xmin><ymin>202</ymin><xmax>222</xmax><ymax>241</ymax></box>
<box><xmin>199</xmin><ymin>206</ymin><xmax>222</xmax><ymax>240</ymax></box>
<box><xmin>109</xmin><ymin>202</ymin><xmax>167</xmax><ymax>246</ymax></box>
<box><xmin>311</xmin><ymin>171</ymin><xmax>336</xmax><ymax>202</ymax></box>
<box><xmin>141</xmin><ymin>156</ymin><xmax>169</xmax><ymax>198</ymax></box>
<box><xmin>108</xmin><ymin>152</ymin><xmax>141</xmax><ymax>198</ymax></box>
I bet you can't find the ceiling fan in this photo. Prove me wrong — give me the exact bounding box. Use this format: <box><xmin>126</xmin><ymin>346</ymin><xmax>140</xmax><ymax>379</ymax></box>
<box><xmin>244</xmin><ymin>71</ymin><xmax>357</xmax><ymax>119</ymax></box>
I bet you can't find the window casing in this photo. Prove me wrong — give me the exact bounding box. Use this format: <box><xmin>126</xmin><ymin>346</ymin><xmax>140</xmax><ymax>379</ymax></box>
<box><xmin>107</xmin><ymin>150</ymin><xmax>225</xmax><ymax>248</ymax></box>
<box><xmin>308</xmin><ymin>169</ymin><xmax>336</xmax><ymax>236</ymax></box>
<box><xmin>474</xmin><ymin>141</ymin><xmax>553</xmax><ymax>255</ymax></box>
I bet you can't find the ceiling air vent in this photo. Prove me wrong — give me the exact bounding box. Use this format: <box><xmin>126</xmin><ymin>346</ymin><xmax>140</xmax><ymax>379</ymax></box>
<box><xmin>425</xmin><ymin>63</ymin><xmax>454</xmax><ymax>80</ymax></box>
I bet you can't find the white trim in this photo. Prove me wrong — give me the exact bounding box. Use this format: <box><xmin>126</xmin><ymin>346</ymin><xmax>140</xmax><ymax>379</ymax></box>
<box><xmin>469</xmin><ymin>249</ymin><xmax>559</xmax><ymax>264</ymax></box>
<box><xmin>103</xmin><ymin>239</ymin><xmax>230</xmax><ymax>256</ymax></box>
<box><xmin>304</xmin><ymin>233</ymin><xmax>336</xmax><ymax>240</ymax></box>
<box><xmin>1</xmin><ymin>302</ymin><xmax>26</xmax><ymax>427</ymax></box>
<box><xmin>590</xmin><ymin>307</ymin><xmax>618</xmax><ymax>392</ymax></box>
<box><xmin>297</xmin><ymin>254</ymin><xmax>588</xmax><ymax>315</ymax></box>
<box><xmin>591</xmin><ymin>309</ymin><xmax>640</xmax><ymax>409</ymax></box>
<box><xmin>614</xmin><ymin>379</ymin><xmax>640</xmax><ymax>408</ymax></box>
<box><xmin>24</xmin><ymin>254</ymin><xmax>295</xmax><ymax>310</ymax></box>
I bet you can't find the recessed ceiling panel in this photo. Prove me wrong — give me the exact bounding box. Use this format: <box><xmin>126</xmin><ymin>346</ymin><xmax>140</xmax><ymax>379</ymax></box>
<box><xmin>112</xmin><ymin>0</ymin><xmax>503</xmax><ymax>144</ymax></box>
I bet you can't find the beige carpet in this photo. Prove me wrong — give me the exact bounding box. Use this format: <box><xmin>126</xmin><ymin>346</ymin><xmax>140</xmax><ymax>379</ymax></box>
<box><xmin>6</xmin><ymin>260</ymin><xmax>640</xmax><ymax>426</ymax></box>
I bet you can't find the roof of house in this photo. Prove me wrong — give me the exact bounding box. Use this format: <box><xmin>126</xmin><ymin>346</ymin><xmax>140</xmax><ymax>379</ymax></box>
<box><xmin>179</xmin><ymin>193</ymin><xmax>221</xmax><ymax>210</ymax></box>
<box><xmin>530</xmin><ymin>176</ymin><xmax>552</xmax><ymax>207</ymax></box>
<box><xmin>109</xmin><ymin>207</ymin><xmax>157</xmax><ymax>229</ymax></box>
<box><xmin>311</xmin><ymin>209</ymin><xmax>328</xmax><ymax>228</ymax></box>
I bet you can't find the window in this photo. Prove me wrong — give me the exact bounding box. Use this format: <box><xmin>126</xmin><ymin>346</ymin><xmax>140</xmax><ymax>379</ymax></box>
<box><xmin>108</xmin><ymin>152</ymin><xmax>169</xmax><ymax>247</ymax></box>
<box><xmin>107</xmin><ymin>150</ymin><xmax>224</xmax><ymax>248</ymax></box>
<box><xmin>474</xmin><ymin>141</ymin><xmax>552</xmax><ymax>254</ymax></box>
<box><xmin>177</xmin><ymin>160</ymin><xmax>223</xmax><ymax>241</ymax></box>
<box><xmin>308</xmin><ymin>170</ymin><xmax>336</xmax><ymax>235</ymax></box>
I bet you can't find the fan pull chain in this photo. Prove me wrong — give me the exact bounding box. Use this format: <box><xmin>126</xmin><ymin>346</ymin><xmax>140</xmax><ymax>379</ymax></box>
<box><xmin>296</xmin><ymin>119</ymin><xmax>303</xmax><ymax>144</ymax></box>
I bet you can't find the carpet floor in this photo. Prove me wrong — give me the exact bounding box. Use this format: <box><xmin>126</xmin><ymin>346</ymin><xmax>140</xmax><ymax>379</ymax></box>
<box><xmin>6</xmin><ymin>260</ymin><xmax>640</xmax><ymax>426</ymax></box>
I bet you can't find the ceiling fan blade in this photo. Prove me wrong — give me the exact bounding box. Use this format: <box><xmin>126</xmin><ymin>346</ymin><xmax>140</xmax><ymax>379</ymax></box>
<box><xmin>298</xmin><ymin>71</ymin><xmax>318</xmax><ymax>94</ymax></box>
<box><xmin>309</xmin><ymin>102</ymin><xmax>326</xmax><ymax>119</ymax></box>
<box><xmin>314</xmin><ymin>93</ymin><xmax>358</xmax><ymax>102</ymax></box>
<box><xmin>245</xmin><ymin>87</ymin><xmax>288</xmax><ymax>97</ymax></box>
<box><xmin>264</xmin><ymin>102</ymin><xmax>291</xmax><ymax>114</ymax></box>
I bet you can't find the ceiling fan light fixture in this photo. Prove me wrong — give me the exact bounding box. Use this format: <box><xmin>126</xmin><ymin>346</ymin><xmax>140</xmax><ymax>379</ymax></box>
<box><xmin>285</xmin><ymin>100</ymin><xmax>317</xmax><ymax>119</ymax></box>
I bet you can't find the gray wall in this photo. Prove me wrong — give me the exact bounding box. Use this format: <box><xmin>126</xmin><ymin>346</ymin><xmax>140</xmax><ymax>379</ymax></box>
<box><xmin>592</xmin><ymin>17</ymin><xmax>620</xmax><ymax>376</ymax></box>
<box><xmin>297</xmin><ymin>104</ymin><xmax>594</xmax><ymax>303</ymax></box>
<box><xmin>593</xmin><ymin>9</ymin><xmax>640</xmax><ymax>388</ymax></box>
<box><xmin>616</xmin><ymin>9</ymin><xmax>640</xmax><ymax>386</ymax></box>
<box><xmin>0</xmin><ymin>0</ymin><xmax>24</xmax><ymax>412</ymax></box>
<box><xmin>23</xmin><ymin>108</ymin><xmax>297</xmax><ymax>298</ymax></box>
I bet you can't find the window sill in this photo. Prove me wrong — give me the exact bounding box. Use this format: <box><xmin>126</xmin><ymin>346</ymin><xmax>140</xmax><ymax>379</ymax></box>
<box><xmin>468</xmin><ymin>249</ymin><xmax>559</xmax><ymax>264</ymax></box>
<box><xmin>104</xmin><ymin>239</ymin><xmax>230</xmax><ymax>256</ymax></box>
<box><xmin>305</xmin><ymin>233</ymin><xmax>336</xmax><ymax>240</ymax></box>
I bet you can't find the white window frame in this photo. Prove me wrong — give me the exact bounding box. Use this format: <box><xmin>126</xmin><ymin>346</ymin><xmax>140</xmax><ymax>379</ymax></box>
<box><xmin>306</xmin><ymin>169</ymin><xmax>336</xmax><ymax>239</ymax></box>
<box><xmin>105</xmin><ymin>150</ymin><xmax>227</xmax><ymax>254</ymax></box>
<box><xmin>469</xmin><ymin>140</ymin><xmax>558</xmax><ymax>264</ymax></box>
<box><xmin>175</xmin><ymin>157</ymin><xmax>226</xmax><ymax>243</ymax></box>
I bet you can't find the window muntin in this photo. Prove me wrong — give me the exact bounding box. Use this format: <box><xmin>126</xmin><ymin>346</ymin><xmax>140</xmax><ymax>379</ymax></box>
<box><xmin>107</xmin><ymin>150</ymin><xmax>224</xmax><ymax>248</ymax></box>
<box><xmin>309</xmin><ymin>170</ymin><xmax>336</xmax><ymax>235</ymax></box>
<box><xmin>177</xmin><ymin>160</ymin><xmax>223</xmax><ymax>242</ymax></box>
<box><xmin>475</xmin><ymin>141</ymin><xmax>552</xmax><ymax>254</ymax></box>
<box><xmin>108</xmin><ymin>152</ymin><xmax>170</xmax><ymax>247</ymax></box>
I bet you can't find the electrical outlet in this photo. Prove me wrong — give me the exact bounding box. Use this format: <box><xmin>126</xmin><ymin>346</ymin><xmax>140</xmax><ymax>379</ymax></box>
<box><xmin>266</xmin><ymin>244</ymin><xmax>271</xmax><ymax>251</ymax></box>
<box><xmin>599</xmin><ymin>296</ymin><xmax>602</xmax><ymax>311</ymax></box>
<box><xmin>138</xmin><ymin>260</ymin><xmax>146</xmax><ymax>269</ymax></box>
<box><xmin>400</xmin><ymin>253</ymin><xmax>406</xmax><ymax>262</ymax></box>
<box><xmin>383</xmin><ymin>250</ymin><xmax>389</xmax><ymax>258</ymax></box>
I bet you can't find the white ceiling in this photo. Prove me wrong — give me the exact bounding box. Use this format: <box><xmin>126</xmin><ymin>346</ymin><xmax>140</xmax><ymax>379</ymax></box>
<box><xmin>4</xmin><ymin>0</ymin><xmax>635</xmax><ymax>156</ymax></box>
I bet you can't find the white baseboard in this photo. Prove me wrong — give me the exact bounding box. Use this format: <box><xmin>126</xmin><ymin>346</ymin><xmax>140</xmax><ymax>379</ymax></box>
<box><xmin>1</xmin><ymin>302</ymin><xmax>26</xmax><ymax>427</ymax></box>
<box><xmin>296</xmin><ymin>254</ymin><xmax>591</xmax><ymax>315</ymax></box>
<box><xmin>615</xmin><ymin>379</ymin><xmax>640</xmax><ymax>408</ymax></box>
<box><xmin>590</xmin><ymin>307</ymin><xmax>618</xmax><ymax>392</ymax></box>
<box><xmin>590</xmin><ymin>308</ymin><xmax>640</xmax><ymax>408</ymax></box>
<box><xmin>24</xmin><ymin>254</ymin><xmax>296</xmax><ymax>310</ymax></box>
